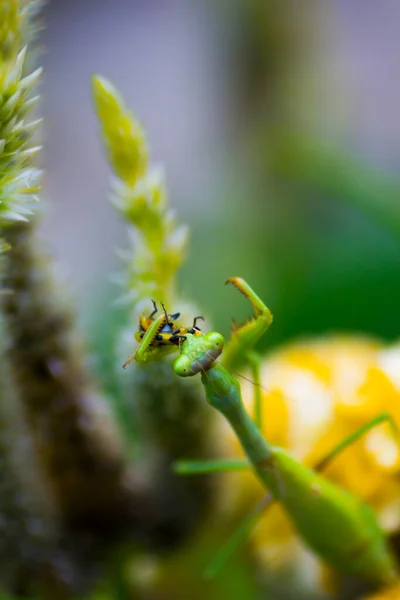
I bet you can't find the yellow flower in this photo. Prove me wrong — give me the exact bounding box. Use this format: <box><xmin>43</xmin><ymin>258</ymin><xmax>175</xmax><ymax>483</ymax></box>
<box><xmin>220</xmin><ymin>335</ymin><xmax>400</xmax><ymax>588</ymax></box>
<box><xmin>365</xmin><ymin>583</ymin><xmax>400</xmax><ymax>600</ymax></box>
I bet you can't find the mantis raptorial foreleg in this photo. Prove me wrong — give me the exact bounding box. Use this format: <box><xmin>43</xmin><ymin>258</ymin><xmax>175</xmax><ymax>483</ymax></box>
<box><xmin>123</xmin><ymin>304</ymin><xmax>181</xmax><ymax>367</ymax></box>
<box><xmin>122</xmin><ymin>311</ymin><xmax>167</xmax><ymax>367</ymax></box>
<box><xmin>222</xmin><ymin>277</ymin><xmax>273</xmax><ymax>372</ymax></box>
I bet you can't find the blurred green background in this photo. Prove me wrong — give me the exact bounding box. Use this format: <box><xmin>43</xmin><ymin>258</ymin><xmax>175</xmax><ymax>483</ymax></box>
<box><xmin>40</xmin><ymin>0</ymin><xmax>400</xmax><ymax>359</ymax></box>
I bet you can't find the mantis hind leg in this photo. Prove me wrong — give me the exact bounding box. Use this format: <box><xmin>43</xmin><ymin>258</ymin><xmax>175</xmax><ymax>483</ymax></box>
<box><xmin>205</xmin><ymin>411</ymin><xmax>400</xmax><ymax>578</ymax></box>
<box><xmin>314</xmin><ymin>411</ymin><xmax>400</xmax><ymax>472</ymax></box>
<box><xmin>204</xmin><ymin>493</ymin><xmax>273</xmax><ymax>580</ymax></box>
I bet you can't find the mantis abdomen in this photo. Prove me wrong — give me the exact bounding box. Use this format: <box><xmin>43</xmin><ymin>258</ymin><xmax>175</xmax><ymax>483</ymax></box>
<box><xmin>267</xmin><ymin>447</ymin><xmax>397</xmax><ymax>585</ymax></box>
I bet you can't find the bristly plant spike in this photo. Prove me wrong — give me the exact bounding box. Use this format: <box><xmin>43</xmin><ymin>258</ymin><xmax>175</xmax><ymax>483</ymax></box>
<box><xmin>92</xmin><ymin>74</ymin><xmax>188</xmax><ymax>305</ymax></box>
<box><xmin>92</xmin><ymin>75</ymin><xmax>148</xmax><ymax>185</ymax></box>
<box><xmin>0</xmin><ymin>1</ymin><xmax>43</xmax><ymax>228</ymax></box>
<box><xmin>0</xmin><ymin>0</ymin><xmax>42</xmax><ymax>63</ymax></box>
<box><xmin>92</xmin><ymin>74</ymin><xmax>215</xmax><ymax>545</ymax></box>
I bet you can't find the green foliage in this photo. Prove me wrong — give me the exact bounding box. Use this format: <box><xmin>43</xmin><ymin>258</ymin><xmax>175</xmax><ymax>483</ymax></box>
<box><xmin>271</xmin><ymin>133</ymin><xmax>400</xmax><ymax>242</ymax></box>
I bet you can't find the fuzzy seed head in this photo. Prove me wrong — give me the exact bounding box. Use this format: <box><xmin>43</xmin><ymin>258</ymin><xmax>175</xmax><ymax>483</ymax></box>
<box><xmin>0</xmin><ymin>43</ymin><xmax>42</xmax><ymax>226</ymax></box>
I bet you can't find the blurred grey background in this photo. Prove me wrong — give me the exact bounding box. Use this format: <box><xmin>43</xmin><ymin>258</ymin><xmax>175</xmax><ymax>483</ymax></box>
<box><xmin>39</xmin><ymin>0</ymin><xmax>400</xmax><ymax>346</ymax></box>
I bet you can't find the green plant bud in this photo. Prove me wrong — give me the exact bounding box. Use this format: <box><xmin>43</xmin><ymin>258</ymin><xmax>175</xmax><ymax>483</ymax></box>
<box><xmin>92</xmin><ymin>74</ymin><xmax>148</xmax><ymax>185</ymax></box>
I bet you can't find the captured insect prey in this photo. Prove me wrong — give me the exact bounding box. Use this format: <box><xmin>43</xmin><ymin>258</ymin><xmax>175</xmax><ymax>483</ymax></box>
<box><xmin>122</xmin><ymin>300</ymin><xmax>204</xmax><ymax>368</ymax></box>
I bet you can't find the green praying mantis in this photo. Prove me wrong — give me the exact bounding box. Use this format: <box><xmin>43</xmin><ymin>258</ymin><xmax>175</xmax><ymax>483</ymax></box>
<box><xmin>124</xmin><ymin>277</ymin><xmax>400</xmax><ymax>593</ymax></box>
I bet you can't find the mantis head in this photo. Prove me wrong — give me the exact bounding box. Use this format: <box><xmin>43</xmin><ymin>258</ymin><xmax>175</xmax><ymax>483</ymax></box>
<box><xmin>174</xmin><ymin>332</ymin><xmax>224</xmax><ymax>377</ymax></box>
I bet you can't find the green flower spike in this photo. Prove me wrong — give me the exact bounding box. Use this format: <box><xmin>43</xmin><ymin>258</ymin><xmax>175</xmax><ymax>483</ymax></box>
<box><xmin>93</xmin><ymin>75</ymin><xmax>215</xmax><ymax>545</ymax></box>
<box><xmin>92</xmin><ymin>74</ymin><xmax>188</xmax><ymax>305</ymax></box>
<box><xmin>0</xmin><ymin>0</ymin><xmax>42</xmax><ymax>63</ymax></box>
<box><xmin>92</xmin><ymin>74</ymin><xmax>148</xmax><ymax>185</ymax></box>
<box><xmin>0</xmin><ymin>45</ymin><xmax>42</xmax><ymax>226</ymax></box>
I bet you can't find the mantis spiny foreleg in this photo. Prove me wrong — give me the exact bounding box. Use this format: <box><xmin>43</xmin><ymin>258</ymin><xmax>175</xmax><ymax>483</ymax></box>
<box><xmin>222</xmin><ymin>277</ymin><xmax>273</xmax><ymax>372</ymax></box>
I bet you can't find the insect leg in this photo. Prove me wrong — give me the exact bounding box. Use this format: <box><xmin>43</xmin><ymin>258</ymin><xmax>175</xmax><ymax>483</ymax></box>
<box><xmin>174</xmin><ymin>457</ymin><xmax>250</xmax><ymax>475</ymax></box>
<box><xmin>161</xmin><ymin>302</ymin><xmax>170</xmax><ymax>324</ymax></box>
<box><xmin>205</xmin><ymin>493</ymin><xmax>273</xmax><ymax>580</ymax></box>
<box><xmin>150</xmin><ymin>299</ymin><xmax>158</xmax><ymax>318</ymax></box>
<box><xmin>122</xmin><ymin>352</ymin><xmax>136</xmax><ymax>369</ymax></box>
<box><xmin>169</xmin><ymin>335</ymin><xmax>185</xmax><ymax>344</ymax></box>
<box><xmin>193</xmin><ymin>315</ymin><xmax>204</xmax><ymax>328</ymax></box>
<box><xmin>314</xmin><ymin>411</ymin><xmax>400</xmax><ymax>472</ymax></box>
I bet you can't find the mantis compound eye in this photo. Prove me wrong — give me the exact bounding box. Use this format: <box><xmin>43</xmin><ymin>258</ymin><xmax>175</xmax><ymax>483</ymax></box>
<box><xmin>174</xmin><ymin>354</ymin><xmax>195</xmax><ymax>377</ymax></box>
<box><xmin>206</xmin><ymin>332</ymin><xmax>224</xmax><ymax>354</ymax></box>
